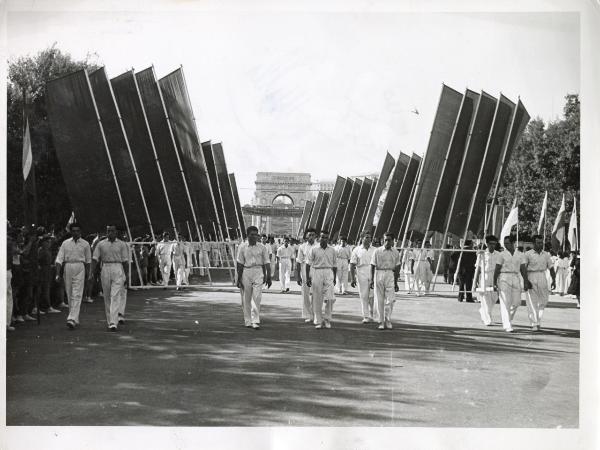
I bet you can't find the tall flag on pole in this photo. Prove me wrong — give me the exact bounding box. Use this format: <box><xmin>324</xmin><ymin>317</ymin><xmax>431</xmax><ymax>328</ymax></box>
<box><xmin>568</xmin><ymin>198</ymin><xmax>578</xmax><ymax>251</ymax></box>
<box><xmin>65</xmin><ymin>211</ymin><xmax>76</xmax><ymax>232</ymax></box>
<box><xmin>552</xmin><ymin>194</ymin><xmax>566</xmax><ymax>246</ymax></box>
<box><xmin>22</xmin><ymin>119</ymin><xmax>33</xmax><ymax>190</ymax></box>
<box><xmin>537</xmin><ymin>190</ymin><xmax>547</xmax><ymax>234</ymax></box>
<box><xmin>500</xmin><ymin>201</ymin><xmax>518</xmax><ymax>245</ymax></box>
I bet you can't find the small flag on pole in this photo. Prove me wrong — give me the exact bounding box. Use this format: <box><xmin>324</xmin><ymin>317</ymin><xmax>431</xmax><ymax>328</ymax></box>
<box><xmin>537</xmin><ymin>191</ymin><xmax>547</xmax><ymax>234</ymax></box>
<box><xmin>65</xmin><ymin>211</ymin><xmax>76</xmax><ymax>231</ymax></box>
<box><xmin>500</xmin><ymin>204</ymin><xmax>518</xmax><ymax>245</ymax></box>
<box><xmin>552</xmin><ymin>194</ymin><xmax>566</xmax><ymax>246</ymax></box>
<box><xmin>568</xmin><ymin>198</ymin><xmax>578</xmax><ymax>251</ymax></box>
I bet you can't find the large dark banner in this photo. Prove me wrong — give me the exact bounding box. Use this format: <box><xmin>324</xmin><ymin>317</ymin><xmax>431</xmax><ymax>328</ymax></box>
<box><xmin>426</xmin><ymin>89</ymin><xmax>480</xmax><ymax>234</ymax></box>
<box><xmin>201</xmin><ymin>141</ymin><xmax>226</xmax><ymax>239</ymax></box>
<box><xmin>329</xmin><ymin>178</ymin><xmax>353</xmax><ymax>240</ymax></box>
<box><xmin>314</xmin><ymin>192</ymin><xmax>331</xmax><ymax>233</ymax></box>
<box><xmin>158</xmin><ymin>68</ymin><xmax>217</xmax><ymax>234</ymax></box>
<box><xmin>362</xmin><ymin>152</ymin><xmax>395</xmax><ymax>233</ymax></box>
<box><xmin>389</xmin><ymin>153</ymin><xmax>422</xmax><ymax>239</ymax></box>
<box><xmin>468</xmin><ymin>95</ymin><xmax>515</xmax><ymax>234</ymax></box>
<box><xmin>445</xmin><ymin>91</ymin><xmax>497</xmax><ymax>237</ymax></box>
<box><xmin>46</xmin><ymin>70</ymin><xmax>125</xmax><ymax>233</ymax></box>
<box><xmin>297</xmin><ymin>200</ymin><xmax>314</xmax><ymax>238</ymax></box>
<box><xmin>407</xmin><ymin>85</ymin><xmax>463</xmax><ymax>234</ymax></box>
<box><xmin>135</xmin><ymin>67</ymin><xmax>195</xmax><ymax>233</ymax></box>
<box><xmin>110</xmin><ymin>70</ymin><xmax>173</xmax><ymax>234</ymax></box>
<box><xmin>374</xmin><ymin>153</ymin><xmax>411</xmax><ymax>239</ymax></box>
<box><xmin>229</xmin><ymin>173</ymin><xmax>246</xmax><ymax>239</ymax></box>
<box><xmin>338</xmin><ymin>178</ymin><xmax>362</xmax><ymax>240</ymax></box>
<box><xmin>88</xmin><ymin>68</ymin><xmax>150</xmax><ymax>237</ymax></box>
<box><xmin>321</xmin><ymin>176</ymin><xmax>345</xmax><ymax>231</ymax></box>
<box><xmin>308</xmin><ymin>192</ymin><xmax>326</xmax><ymax>230</ymax></box>
<box><xmin>348</xmin><ymin>177</ymin><xmax>374</xmax><ymax>244</ymax></box>
<box><xmin>358</xmin><ymin>178</ymin><xmax>377</xmax><ymax>234</ymax></box>
<box><xmin>212</xmin><ymin>143</ymin><xmax>239</xmax><ymax>239</ymax></box>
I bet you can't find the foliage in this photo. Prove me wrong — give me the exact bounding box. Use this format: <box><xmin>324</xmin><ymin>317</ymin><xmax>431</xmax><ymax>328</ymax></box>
<box><xmin>7</xmin><ymin>44</ymin><xmax>99</xmax><ymax>229</ymax></box>
<box><xmin>498</xmin><ymin>94</ymin><xmax>579</xmax><ymax>240</ymax></box>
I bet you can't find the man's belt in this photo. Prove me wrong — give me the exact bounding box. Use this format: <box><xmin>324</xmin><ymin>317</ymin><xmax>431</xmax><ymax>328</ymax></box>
<box><xmin>102</xmin><ymin>261</ymin><xmax>123</xmax><ymax>264</ymax></box>
<box><xmin>313</xmin><ymin>267</ymin><xmax>332</xmax><ymax>269</ymax></box>
<box><xmin>64</xmin><ymin>261</ymin><xmax>85</xmax><ymax>264</ymax></box>
<box><xmin>527</xmin><ymin>269</ymin><xmax>547</xmax><ymax>273</ymax></box>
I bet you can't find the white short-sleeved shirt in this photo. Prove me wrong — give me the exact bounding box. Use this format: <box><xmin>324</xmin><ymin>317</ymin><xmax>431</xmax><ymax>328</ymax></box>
<box><xmin>371</xmin><ymin>246</ymin><xmax>401</xmax><ymax>270</ymax></box>
<box><xmin>55</xmin><ymin>237</ymin><xmax>92</xmax><ymax>264</ymax></box>
<box><xmin>496</xmin><ymin>249</ymin><xmax>526</xmax><ymax>273</ymax></box>
<box><xmin>277</xmin><ymin>245</ymin><xmax>295</xmax><ymax>259</ymax></box>
<box><xmin>156</xmin><ymin>240</ymin><xmax>173</xmax><ymax>259</ymax></box>
<box><xmin>92</xmin><ymin>238</ymin><xmax>129</xmax><ymax>263</ymax></box>
<box><xmin>237</xmin><ymin>242</ymin><xmax>269</xmax><ymax>268</ymax></box>
<box><xmin>307</xmin><ymin>245</ymin><xmax>336</xmax><ymax>268</ymax></box>
<box><xmin>335</xmin><ymin>245</ymin><xmax>352</xmax><ymax>261</ymax></box>
<box><xmin>524</xmin><ymin>250</ymin><xmax>553</xmax><ymax>272</ymax></box>
<box><xmin>297</xmin><ymin>241</ymin><xmax>318</xmax><ymax>265</ymax></box>
<box><xmin>412</xmin><ymin>249</ymin><xmax>435</xmax><ymax>261</ymax></box>
<box><xmin>476</xmin><ymin>250</ymin><xmax>502</xmax><ymax>282</ymax></box>
<box><xmin>350</xmin><ymin>245</ymin><xmax>376</xmax><ymax>268</ymax></box>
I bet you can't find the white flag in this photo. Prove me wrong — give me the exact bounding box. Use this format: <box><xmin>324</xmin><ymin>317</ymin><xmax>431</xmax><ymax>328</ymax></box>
<box><xmin>500</xmin><ymin>206</ymin><xmax>518</xmax><ymax>245</ymax></box>
<box><xmin>65</xmin><ymin>211</ymin><xmax>75</xmax><ymax>232</ymax></box>
<box><xmin>537</xmin><ymin>191</ymin><xmax>547</xmax><ymax>234</ymax></box>
<box><xmin>22</xmin><ymin>119</ymin><xmax>33</xmax><ymax>180</ymax></box>
<box><xmin>568</xmin><ymin>198</ymin><xmax>578</xmax><ymax>251</ymax></box>
<box><xmin>552</xmin><ymin>194</ymin><xmax>566</xmax><ymax>244</ymax></box>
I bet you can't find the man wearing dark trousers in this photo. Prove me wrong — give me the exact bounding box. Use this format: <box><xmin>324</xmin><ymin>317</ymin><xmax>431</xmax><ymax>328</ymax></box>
<box><xmin>457</xmin><ymin>240</ymin><xmax>477</xmax><ymax>302</ymax></box>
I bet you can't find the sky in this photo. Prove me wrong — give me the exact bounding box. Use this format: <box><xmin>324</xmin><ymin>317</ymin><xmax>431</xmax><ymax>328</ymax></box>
<box><xmin>7</xmin><ymin>9</ymin><xmax>580</xmax><ymax>205</ymax></box>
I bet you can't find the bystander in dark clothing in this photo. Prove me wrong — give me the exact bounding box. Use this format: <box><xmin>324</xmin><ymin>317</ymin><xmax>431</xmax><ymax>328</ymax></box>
<box><xmin>457</xmin><ymin>240</ymin><xmax>477</xmax><ymax>302</ymax></box>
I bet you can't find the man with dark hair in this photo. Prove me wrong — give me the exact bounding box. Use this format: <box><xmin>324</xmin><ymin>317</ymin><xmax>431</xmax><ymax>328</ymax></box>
<box><xmin>277</xmin><ymin>236</ymin><xmax>294</xmax><ymax>293</ymax></box>
<box><xmin>90</xmin><ymin>225</ymin><xmax>129</xmax><ymax>331</ymax></box>
<box><xmin>474</xmin><ymin>235</ymin><xmax>500</xmax><ymax>325</ymax></box>
<box><xmin>457</xmin><ymin>240</ymin><xmax>477</xmax><ymax>302</ymax></box>
<box><xmin>334</xmin><ymin>235</ymin><xmax>352</xmax><ymax>295</ymax></box>
<box><xmin>296</xmin><ymin>227</ymin><xmax>318</xmax><ymax>323</ymax></box>
<box><xmin>350</xmin><ymin>230</ymin><xmax>376</xmax><ymax>323</ymax></box>
<box><xmin>493</xmin><ymin>234</ymin><xmax>527</xmax><ymax>333</ymax></box>
<box><xmin>306</xmin><ymin>230</ymin><xmax>337</xmax><ymax>329</ymax></box>
<box><xmin>55</xmin><ymin>222</ymin><xmax>91</xmax><ymax>329</ymax></box>
<box><xmin>370</xmin><ymin>232</ymin><xmax>401</xmax><ymax>329</ymax></box>
<box><xmin>156</xmin><ymin>231</ymin><xmax>173</xmax><ymax>287</ymax></box>
<box><xmin>411</xmin><ymin>240</ymin><xmax>434</xmax><ymax>296</ymax></box>
<box><xmin>236</xmin><ymin>225</ymin><xmax>272</xmax><ymax>329</ymax></box>
<box><xmin>522</xmin><ymin>234</ymin><xmax>555</xmax><ymax>331</ymax></box>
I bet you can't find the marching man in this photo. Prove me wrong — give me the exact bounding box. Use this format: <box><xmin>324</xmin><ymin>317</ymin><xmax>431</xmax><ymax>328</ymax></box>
<box><xmin>296</xmin><ymin>228</ymin><xmax>318</xmax><ymax>323</ymax></box>
<box><xmin>277</xmin><ymin>236</ymin><xmax>294</xmax><ymax>292</ymax></box>
<box><xmin>522</xmin><ymin>234</ymin><xmax>556</xmax><ymax>331</ymax></box>
<box><xmin>411</xmin><ymin>240</ymin><xmax>435</xmax><ymax>295</ymax></box>
<box><xmin>236</xmin><ymin>226</ymin><xmax>272</xmax><ymax>329</ymax></box>
<box><xmin>370</xmin><ymin>232</ymin><xmax>401</xmax><ymax>330</ymax></box>
<box><xmin>473</xmin><ymin>235</ymin><xmax>501</xmax><ymax>326</ymax></box>
<box><xmin>156</xmin><ymin>231</ymin><xmax>173</xmax><ymax>287</ymax></box>
<box><xmin>493</xmin><ymin>234</ymin><xmax>527</xmax><ymax>333</ymax></box>
<box><xmin>89</xmin><ymin>225</ymin><xmax>129</xmax><ymax>331</ymax></box>
<box><xmin>334</xmin><ymin>235</ymin><xmax>352</xmax><ymax>295</ymax></box>
<box><xmin>171</xmin><ymin>237</ymin><xmax>187</xmax><ymax>290</ymax></box>
<box><xmin>401</xmin><ymin>240</ymin><xmax>414</xmax><ymax>293</ymax></box>
<box><xmin>350</xmin><ymin>230</ymin><xmax>376</xmax><ymax>323</ymax></box>
<box><xmin>55</xmin><ymin>222</ymin><xmax>91</xmax><ymax>329</ymax></box>
<box><xmin>306</xmin><ymin>230</ymin><xmax>337</xmax><ymax>329</ymax></box>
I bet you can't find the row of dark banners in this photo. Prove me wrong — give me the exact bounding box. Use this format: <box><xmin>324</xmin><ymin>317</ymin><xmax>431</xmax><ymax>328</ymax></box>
<box><xmin>299</xmin><ymin>84</ymin><xmax>530</xmax><ymax>243</ymax></box>
<box><xmin>46</xmin><ymin>66</ymin><xmax>245</xmax><ymax>241</ymax></box>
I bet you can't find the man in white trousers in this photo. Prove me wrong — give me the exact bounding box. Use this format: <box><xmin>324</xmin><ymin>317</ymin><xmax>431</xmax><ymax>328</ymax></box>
<box><xmin>171</xmin><ymin>237</ymin><xmax>187</xmax><ymax>290</ymax></box>
<box><xmin>493</xmin><ymin>234</ymin><xmax>527</xmax><ymax>333</ymax></box>
<box><xmin>401</xmin><ymin>241</ymin><xmax>414</xmax><ymax>293</ymax></box>
<box><xmin>156</xmin><ymin>231</ymin><xmax>173</xmax><ymax>287</ymax></box>
<box><xmin>306</xmin><ymin>231</ymin><xmax>337</xmax><ymax>329</ymax></box>
<box><xmin>90</xmin><ymin>225</ymin><xmax>129</xmax><ymax>332</ymax></box>
<box><xmin>55</xmin><ymin>222</ymin><xmax>91</xmax><ymax>330</ymax></box>
<box><xmin>277</xmin><ymin>236</ymin><xmax>294</xmax><ymax>293</ymax></box>
<box><xmin>350</xmin><ymin>231</ymin><xmax>376</xmax><ymax>323</ymax></box>
<box><xmin>411</xmin><ymin>240</ymin><xmax>434</xmax><ymax>295</ymax></box>
<box><xmin>335</xmin><ymin>235</ymin><xmax>352</xmax><ymax>295</ymax></box>
<box><xmin>182</xmin><ymin>236</ymin><xmax>194</xmax><ymax>285</ymax></box>
<box><xmin>236</xmin><ymin>226</ymin><xmax>272</xmax><ymax>329</ymax></box>
<box><xmin>370</xmin><ymin>232</ymin><xmax>401</xmax><ymax>330</ymax></box>
<box><xmin>522</xmin><ymin>234</ymin><xmax>556</xmax><ymax>332</ymax></box>
<box><xmin>473</xmin><ymin>235</ymin><xmax>500</xmax><ymax>326</ymax></box>
<box><xmin>296</xmin><ymin>228</ymin><xmax>318</xmax><ymax>323</ymax></box>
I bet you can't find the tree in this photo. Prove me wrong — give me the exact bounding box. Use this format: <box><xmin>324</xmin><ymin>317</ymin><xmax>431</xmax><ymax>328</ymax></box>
<box><xmin>498</xmin><ymin>94</ymin><xmax>580</xmax><ymax>242</ymax></box>
<box><xmin>7</xmin><ymin>44</ymin><xmax>99</xmax><ymax>229</ymax></box>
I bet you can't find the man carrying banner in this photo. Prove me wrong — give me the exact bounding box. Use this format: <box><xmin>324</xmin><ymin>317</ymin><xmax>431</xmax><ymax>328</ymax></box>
<box><xmin>522</xmin><ymin>235</ymin><xmax>556</xmax><ymax>331</ymax></box>
<box><xmin>90</xmin><ymin>225</ymin><xmax>129</xmax><ymax>331</ymax></box>
<box><xmin>473</xmin><ymin>235</ymin><xmax>500</xmax><ymax>326</ymax></box>
<box><xmin>306</xmin><ymin>231</ymin><xmax>337</xmax><ymax>329</ymax></box>
<box><xmin>370</xmin><ymin>232</ymin><xmax>401</xmax><ymax>330</ymax></box>
<box><xmin>236</xmin><ymin>225</ymin><xmax>272</xmax><ymax>329</ymax></box>
<box><xmin>334</xmin><ymin>235</ymin><xmax>352</xmax><ymax>295</ymax></box>
<box><xmin>55</xmin><ymin>223</ymin><xmax>91</xmax><ymax>329</ymax></box>
<box><xmin>277</xmin><ymin>236</ymin><xmax>294</xmax><ymax>293</ymax></box>
<box><xmin>296</xmin><ymin>228</ymin><xmax>318</xmax><ymax>323</ymax></box>
<box><xmin>350</xmin><ymin>230</ymin><xmax>376</xmax><ymax>323</ymax></box>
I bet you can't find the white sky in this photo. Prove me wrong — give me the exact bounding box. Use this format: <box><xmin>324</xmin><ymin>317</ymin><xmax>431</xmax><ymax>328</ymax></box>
<box><xmin>7</xmin><ymin>9</ymin><xmax>579</xmax><ymax>204</ymax></box>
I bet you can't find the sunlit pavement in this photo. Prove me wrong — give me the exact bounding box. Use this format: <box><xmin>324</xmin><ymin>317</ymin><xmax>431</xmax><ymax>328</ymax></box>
<box><xmin>6</xmin><ymin>279</ymin><xmax>579</xmax><ymax>427</ymax></box>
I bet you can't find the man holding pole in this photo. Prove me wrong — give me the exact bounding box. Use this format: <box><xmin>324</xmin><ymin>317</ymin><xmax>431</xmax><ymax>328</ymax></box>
<box><xmin>473</xmin><ymin>235</ymin><xmax>500</xmax><ymax>326</ymax></box>
<box><xmin>370</xmin><ymin>232</ymin><xmax>401</xmax><ymax>330</ymax></box>
<box><xmin>522</xmin><ymin>234</ymin><xmax>555</xmax><ymax>331</ymax></box>
<box><xmin>350</xmin><ymin>230</ymin><xmax>376</xmax><ymax>323</ymax></box>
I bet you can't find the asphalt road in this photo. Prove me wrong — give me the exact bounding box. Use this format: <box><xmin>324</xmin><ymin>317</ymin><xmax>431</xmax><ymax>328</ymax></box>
<box><xmin>5</xmin><ymin>281</ymin><xmax>579</xmax><ymax>427</ymax></box>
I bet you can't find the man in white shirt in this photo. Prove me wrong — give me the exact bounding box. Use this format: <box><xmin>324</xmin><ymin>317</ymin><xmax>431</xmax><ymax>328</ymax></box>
<box><xmin>522</xmin><ymin>234</ymin><xmax>556</xmax><ymax>331</ymax></box>
<box><xmin>296</xmin><ymin>228</ymin><xmax>318</xmax><ymax>323</ymax></box>
<box><xmin>493</xmin><ymin>234</ymin><xmax>527</xmax><ymax>333</ymax></box>
<box><xmin>370</xmin><ymin>232</ymin><xmax>401</xmax><ymax>330</ymax></box>
<box><xmin>335</xmin><ymin>236</ymin><xmax>352</xmax><ymax>295</ymax></box>
<box><xmin>156</xmin><ymin>232</ymin><xmax>173</xmax><ymax>287</ymax></box>
<box><xmin>350</xmin><ymin>231</ymin><xmax>376</xmax><ymax>323</ymax></box>
<box><xmin>236</xmin><ymin>226</ymin><xmax>272</xmax><ymax>329</ymax></box>
<box><xmin>306</xmin><ymin>231</ymin><xmax>337</xmax><ymax>329</ymax></box>
<box><xmin>277</xmin><ymin>236</ymin><xmax>294</xmax><ymax>293</ymax></box>
<box><xmin>473</xmin><ymin>235</ymin><xmax>501</xmax><ymax>326</ymax></box>
<box><xmin>411</xmin><ymin>240</ymin><xmax>435</xmax><ymax>296</ymax></box>
<box><xmin>171</xmin><ymin>237</ymin><xmax>187</xmax><ymax>290</ymax></box>
<box><xmin>401</xmin><ymin>241</ymin><xmax>414</xmax><ymax>293</ymax></box>
<box><xmin>55</xmin><ymin>222</ymin><xmax>91</xmax><ymax>329</ymax></box>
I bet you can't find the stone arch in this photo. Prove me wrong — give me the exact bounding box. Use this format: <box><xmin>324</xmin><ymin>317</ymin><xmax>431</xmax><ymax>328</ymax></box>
<box><xmin>272</xmin><ymin>193</ymin><xmax>294</xmax><ymax>206</ymax></box>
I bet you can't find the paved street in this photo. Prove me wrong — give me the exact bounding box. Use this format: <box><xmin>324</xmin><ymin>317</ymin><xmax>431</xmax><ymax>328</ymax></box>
<box><xmin>6</xmin><ymin>281</ymin><xmax>579</xmax><ymax>427</ymax></box>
